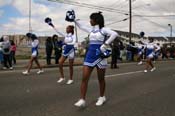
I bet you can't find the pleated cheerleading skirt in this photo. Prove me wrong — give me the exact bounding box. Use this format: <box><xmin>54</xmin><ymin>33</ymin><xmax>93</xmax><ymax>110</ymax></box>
<box><xmin>84</xmin><ymin>44</ymin><xmax>107</xmax><ymax>69</ymax></box>
<box><xmin>62</xmin><ymin>45</ymin><xmax>75</xmax><ymax>59</ymax></box>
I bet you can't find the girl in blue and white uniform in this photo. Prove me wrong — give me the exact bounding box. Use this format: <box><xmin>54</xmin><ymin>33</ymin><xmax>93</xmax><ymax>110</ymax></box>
<box><xmin>74</xmin><ymin>12</ymin><xmax>118</xmax><ymax>107</ymax></box>
<box><xmin>153</xmin><ymin>43</ymin><xmax>161</xmax><ymax>62</ymax></box>
<box><xmin>129</xmin><ymin>41</ymin><xmax>144</xmax><ymax>65</ymax></box>
<box><xmin>136</xmin><ymin>42</ymin><xmax>145</xmax><ymax>65</ymax></box>
<box><xmin>22</xmin><ymin>34</ymin><xmax>43</xmax><ymax>75</ymax></box>
<box><xmin>56</xmin><ymin>25</ymin><xmax>76</xmax><ymax>85</ymax></box>
<box><xmin>143</xmin><ymin>37</ymin><xmax>157</xmax><ymax>72</ymax></box>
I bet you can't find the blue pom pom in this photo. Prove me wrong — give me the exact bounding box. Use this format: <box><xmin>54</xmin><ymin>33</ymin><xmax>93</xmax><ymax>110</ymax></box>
<box><xmin>45</xmin><ymin>17</ymin><xmax>54</xmax><ymax>27</ymax></box>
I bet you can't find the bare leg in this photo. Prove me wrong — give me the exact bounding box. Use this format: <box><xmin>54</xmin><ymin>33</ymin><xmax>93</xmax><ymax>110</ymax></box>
<box><xmin>80</xmin><ymin>66</ymin><xmax>93</xmax><ymax>99</ymax></box>
<box><xmin>96</xmin><ymin>67</ymin><xmax>106</xmax><ymax>97</ymax></box>
<box><xmin>69</xmin><ymin>59</ymin><xmax>74</xmax><ymax>80</ymax></box>
<box><xmin>58</xmin><ymin>56</ymin><xmax>67</xmax><ymax>78</ymax></box>
<box><xmin>26</xmin><ymin>57</ymin><xmax>34</xmax><ymax>72</ymax></box>
<box><xmin>34</xmin><ymin>57</ymin><xmax>42</xmax><ymax>70</ymax></box>
<box><xmin>145</xmin><ymin>58</ymin><xmax>149</xmax><ymax>70</ymax></box>
<box><xmin>149</xmin><ymin>58</ymin><xmax>154</xmax><ymax>68</ymax></box>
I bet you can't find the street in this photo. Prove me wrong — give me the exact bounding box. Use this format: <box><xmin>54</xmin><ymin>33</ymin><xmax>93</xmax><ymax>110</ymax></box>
<box><xmin>0</xmin><ymin>60</ymin><xmax>175</xmax><ymax>116</ymax></box>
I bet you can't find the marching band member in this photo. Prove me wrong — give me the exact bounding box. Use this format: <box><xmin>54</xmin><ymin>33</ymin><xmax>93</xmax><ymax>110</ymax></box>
<box><xmin>74</xmin><ymin>11</ymin><xmax>118</xmax><ymax>107</ymax></box>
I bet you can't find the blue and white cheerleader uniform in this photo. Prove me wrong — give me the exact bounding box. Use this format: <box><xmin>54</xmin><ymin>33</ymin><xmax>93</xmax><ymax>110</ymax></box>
<box><xmin>145</xmin><ymin>42</ymin><xmax>156</xmax><ymax>58</ymax></box>
<box><xmin>131</xmin><ymin>43</ymin><xmax>144</xmax><ymax>56</ymax></box>
<box><xmin>31</xmin><ymin>39</ymin><xmax>39</xmax><ymax>57</ymax></box>
<box><xmin>154</xmin><ymin>44</ymin><xmax>161</xmax><ymax>58</ymax></box>
<box><xmin>137</xmin><ymin>43</ymin><xmax>144</xmax><ymax>56</ymax></box>
<box><xmin>75</xmin><ymin>20</ymin><xmax>118</xmax><ymax>69</ymax></box>
<box><xmin>55</xmin><ymin>31</ymin><xmax>76</xmax><ymax>59</ymax></box>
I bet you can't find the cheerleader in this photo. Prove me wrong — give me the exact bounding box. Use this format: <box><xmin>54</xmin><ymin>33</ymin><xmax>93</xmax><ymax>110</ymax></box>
<box><xmin>22</xmin><ymin>34</ymin><xmax>43</xmax><ymax>75</ymax></box>
<box><xmin>129</xmin><ymin>41</ymin><xmax>144</xmax><ymax>65</ymax></box>
<box><xmin>143</xmin><ymin>37</ymin><xmax>157</xmax><ymax>72</ymax></box>
<box><xmin>153</xmin><ymin>43</ymin><xmax>161</xmax><ymax>62</ymax></box>
<box><xmin>74</xmin><ymin>12</ymin><xmax>118</xmax><ymax>107</ymax></box>
<box><xmin>136</xmin><ymin>42</ymin><xmax>144</xmax><ymax>65</ymax></box>
<box><xmin>56</xmin><ymin>25</ymin><xmax>76</xmax><ymax>85</ymax></box>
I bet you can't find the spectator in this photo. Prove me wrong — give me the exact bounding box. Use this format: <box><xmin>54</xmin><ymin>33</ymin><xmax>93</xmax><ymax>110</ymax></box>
<box><xmin>2</xmin><ymin>35</ymin><xmax>13</xmax><ymax>70</ymax></box>
<box><xmin>52</xmin><ymin>35</ymin><xmax>62</xmax><ymax>64</ymax></box>
<box><xmin>45</xmin><ymin>37</ymin><xmax>53</xmax><ymax>65</ymax></box>
<box><xmin>10</xmin><ymin>40</ymin><xmax>16</xmax><ymax>65</ymax></box>
<box><xmin>0</xmin><ymin>37</ymin><xmax>4</xmax><ymax>68</ymax></box>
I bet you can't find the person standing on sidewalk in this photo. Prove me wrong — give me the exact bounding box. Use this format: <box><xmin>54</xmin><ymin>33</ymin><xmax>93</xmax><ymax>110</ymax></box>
<box><xmin>2</xmin><ymin>35</ymin><xmax>13</xmax><ymax>70</ymax></box>
<box><xmin>45</xmin><ymin>37</ymin><xmax>53</xmax><ymax>65</ymax></box>
<box><xmin>10</xmin><ymin>40</ymin><xmax>17</xmax><ymax>65</ymax></box>
<box><xmin>52</xmin><ymin>35</ymin><xmax>62</xmax><ymax>64</ymax></box>
<box><xmin>22</xmin><ymin>33</ymin><xmax>44</xmax><ymax>75</ymax></box>
<box><xmin>56</xmin><ymin>25</ymin><xmax>76</xmax><ymax>85</ymax></box>
<box><xmin>74</xmin><ymin>11</ymin><xmax>118</xmax><ymax>107</ymax></box>
<box><xmin>0</xmin><ymin>37</ymin><xmax>4</xmax><ymax>68</ymax></box>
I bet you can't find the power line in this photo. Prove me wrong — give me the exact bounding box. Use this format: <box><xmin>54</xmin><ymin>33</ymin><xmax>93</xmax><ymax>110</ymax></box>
<box><xmin>48</xmin><ymin>0</ymin><xmax>129</xmax><ymax>15</ymax></box>
<box><xmin>134</xmin><ymin>14</ymin><xmax>175</xmax><ymax>18</ymax></box>
<box><xmin>106</xmin><ymin>18</ymin><xmax>129</xmax><ymax>26</ymax></box>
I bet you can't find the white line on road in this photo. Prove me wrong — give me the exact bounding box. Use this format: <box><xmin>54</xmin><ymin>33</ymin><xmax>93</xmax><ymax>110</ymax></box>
<box><xmin>105</xmin><ymin>70</ymin><xmax>143</xmax><ymax>77</ymax></box>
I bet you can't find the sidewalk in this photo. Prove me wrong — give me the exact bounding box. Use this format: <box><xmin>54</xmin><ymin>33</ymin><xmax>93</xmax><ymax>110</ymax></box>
<box><xmin>6</xmin><ymin>57</ymin><xmax>84</xmax><ymax>70</ymax></box>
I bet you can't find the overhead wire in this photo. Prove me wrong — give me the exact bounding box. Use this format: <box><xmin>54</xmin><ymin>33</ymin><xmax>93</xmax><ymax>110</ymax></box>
<box><xmin>48</xmin><ymin>0</ymin><xmax>129</xmax><ymax>15</ymax></box>
<box><xmin>47</xmin><ymin>0</ymin><xmax>174</xmax><ymax>36</ymax></box>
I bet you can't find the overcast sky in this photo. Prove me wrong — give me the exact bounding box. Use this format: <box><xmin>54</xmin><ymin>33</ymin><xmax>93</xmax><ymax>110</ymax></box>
<box><xmin>0</xmin><ymin>0</ymin><xmax>174</xmax><ymax>42</ymax></box>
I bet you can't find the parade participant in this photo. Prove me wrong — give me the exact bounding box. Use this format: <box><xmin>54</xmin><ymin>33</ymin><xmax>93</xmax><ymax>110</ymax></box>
<box><xmin>153</xmin><ymin>43</ymin><xmax>161</xmax><ymax>62</ymax></box>
<box><xmin>74</xmin><ymin>11</ymin><xmax>118</xmax><ymax>107</ymax></box>
<box><xmin>56</xmin><ymin>25</ymin><xmax>76</xmax><ymax>85</ymax></box>
<box><xmin>22</xmin><ymin>33</ymin><xmax>44</xmax><ymax>75</ymax></box>
<box><xmin>143</xmin><ymin>37</ymin><xmax>157</xmax><ymax>72</ymax></box>
<box><xmin>130</xmin><ymin>41</ymin><xmax>144</xmax><ymax>65</ymax></box>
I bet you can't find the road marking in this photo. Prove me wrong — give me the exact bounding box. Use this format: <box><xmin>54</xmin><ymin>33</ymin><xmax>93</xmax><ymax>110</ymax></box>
<box><xmin>105</xmin><ymin>70</ymin><xmax>143</xmax><ymax>77</ymax></box>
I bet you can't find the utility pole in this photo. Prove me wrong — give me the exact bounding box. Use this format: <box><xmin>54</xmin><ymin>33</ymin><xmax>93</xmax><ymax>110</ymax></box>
<box><xmin>168</xmin><ymin>24</ymin><xmax>172</xmax><ymax>45</ymax></box>
<box><xmin>29</xmin><ymin>0</ymin><xmax>32</xmax><ymax>33</ymax></box>
<box><xmin>129</xmin><ymin>0</ymin><xmax>132</xmax><ymax>42</ymax></box>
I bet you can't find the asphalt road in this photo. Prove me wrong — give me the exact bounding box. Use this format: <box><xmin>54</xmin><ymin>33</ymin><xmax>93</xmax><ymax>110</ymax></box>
<box><xmin>0</xmin><ymin>60</ymin><xmax>175</xmax><ymax>116</ymax></box>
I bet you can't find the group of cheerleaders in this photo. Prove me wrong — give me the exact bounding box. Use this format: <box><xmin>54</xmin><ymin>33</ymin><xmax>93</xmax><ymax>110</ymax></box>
<box><xmin>22</xmin><ymin>10</ymin><xmax>160</xmax><ymax>107</ymax></box>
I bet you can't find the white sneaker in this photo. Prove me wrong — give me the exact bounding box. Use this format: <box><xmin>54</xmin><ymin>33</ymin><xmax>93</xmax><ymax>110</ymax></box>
<box><xmin>150</xmin><ymin>67</ymin><xmax>156</xmax><ymax>72</ymax></box>
<box><xmin>137</xmin><ymin>61</ymin><xmax>143</xmax><ymax>65</ymax></box>
<box><xmin>9</xmin><ymin>67</ymin><xmax>13</xmax><ymax>70</ymax></box>
<box><xmin>57</xmin><ymin>78</ymin><xmax>65</xmax><ymax>83</ymax></box>
<box><xmin>74</xmin><ymin>99</ymin><xmax>86</xmax><ymax>107</ymax></box>
<box><xmin>37</xmin><ymin>70</ymin><xmax>44</xmax><ymax>74</ymax></box>
<box><xmin>96</xmin><ymin>96</ymin><xmax>106</xmax><ymax>106</ymax></box>
<box><xmin>144</xmin><ymin>70</ymin><xmax>148</xmax><ymax>73</ymax></box>
<box><xmin>66</xmin><ymin>80</ymin><xmax>74</xmax><ymax>85</ymax></box>
<box><xmin>3</xmin><ymin>67</ymin><xmax>7</xmax><ymax>70</ymax></box>
<box><xmin>22</xmin><ymin>70</ymin><xmax>29</xmax><ymax>75</ymax></box>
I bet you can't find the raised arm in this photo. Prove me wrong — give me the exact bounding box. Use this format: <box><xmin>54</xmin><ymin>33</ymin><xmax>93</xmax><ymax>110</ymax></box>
<box><xmin>74</xmin><ymin>20</ymin><xmax>91</xmax><ymax>33</ymax></box>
